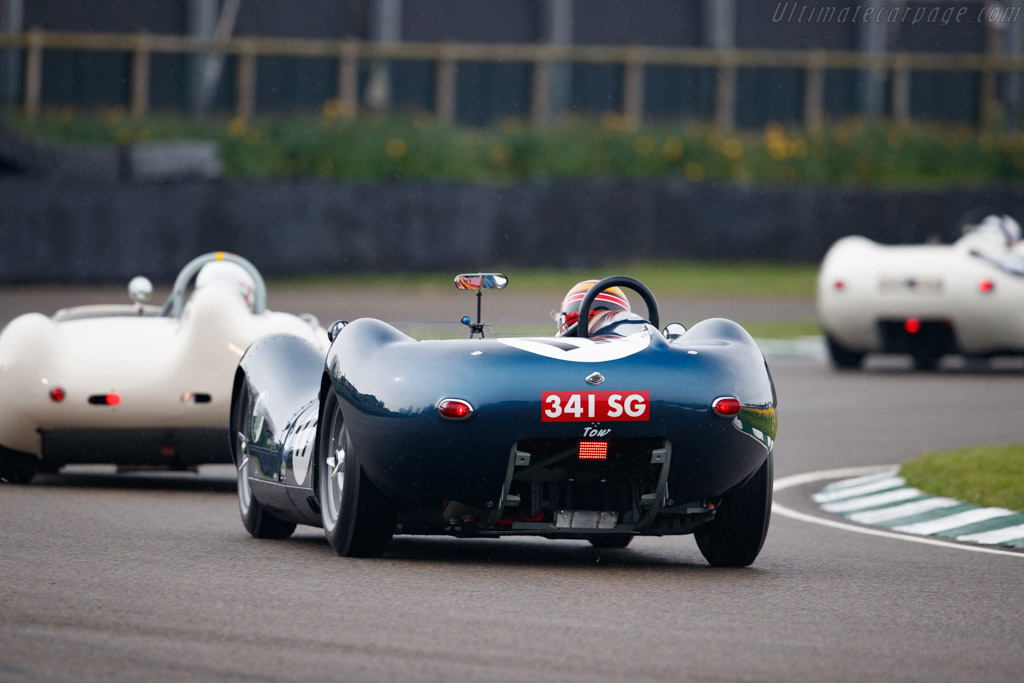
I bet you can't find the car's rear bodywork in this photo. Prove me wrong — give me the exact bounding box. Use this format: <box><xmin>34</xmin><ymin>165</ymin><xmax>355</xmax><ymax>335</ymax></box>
<box><xmin>818</xmin><ymin>232</ymin><xmax>1024</xmax><ymax>369</ymax></box>
<box><xmin>0</xmin><ymin>252</ymin><xmax>327</xmax><ymax>482</ymax></box>
<box><xmin>232</xmin><ymin>277</ymin><xmax>776</xmax><ymax>565</ymax></box>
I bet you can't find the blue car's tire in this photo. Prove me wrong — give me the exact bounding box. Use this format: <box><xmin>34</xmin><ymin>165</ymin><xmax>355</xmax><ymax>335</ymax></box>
<box><xmin>232</xmin><ymin>381</ymin><xmax>296</xmax><ymax>540</ymax></box>
<box><xmin>318</xmin><ymin>392</ymin><xmax>395</xmax><ymax>558</ymax></box>
<box><xmin>694</xmin><ymin>450</ymin><xmax>773</xmax><ymax>567</ymax></box>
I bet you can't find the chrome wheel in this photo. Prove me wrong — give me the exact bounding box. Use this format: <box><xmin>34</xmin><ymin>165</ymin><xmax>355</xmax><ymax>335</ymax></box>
<box><xmin>231</xmin><ymin>376</ymin><xmax>296</xmax><ymax>540</ymax></box>
<box><xmin>317</xmin><ymin>391</ymin><xmax>396</xmax><ymax>557</ymax></box>
<box><xmin>321</xmin><ymin>403</ymin><xmax>347</xmax><ymax>533</ymax></box>
<box><xmin>236</xmin><ymin>430</ymin><xmax>252</xmax><ymax>517</ymax></box>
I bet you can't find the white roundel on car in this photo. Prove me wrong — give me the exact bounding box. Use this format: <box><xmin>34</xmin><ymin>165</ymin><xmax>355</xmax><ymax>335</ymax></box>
<box><xmin>499</xmin><ymin>334</ymin><xmax>651</xmax><ymax>362</ymax></box>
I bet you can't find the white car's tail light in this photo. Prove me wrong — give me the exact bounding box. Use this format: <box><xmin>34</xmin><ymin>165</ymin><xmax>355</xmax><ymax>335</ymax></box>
<box><xmin>88</xmin><ymin>393</ymin><xmax>121</xmax><ymax>406</ymax></box>
<box><xmin>49</xmin><ymin>386</ymin><xmax>65</xmax><ymax>402</ymax></box>
<box><xmin>905</xmin><ymin>318</ymin><xmax>921</xmax><ymax>334</ymax></box>
<box><xmin>978</xmin><ymin>278</ymin><xmax>994</xmax><ymax>293</ymax></box>
<box><xmin>833</xmin><ymin>279</ymin><xmax>845</xmax><ymax>291</ymax></box>
<box><xmin>711</xmin><ymin>396</ymin><xmax>741</xmax><ymax>417</ymax></box>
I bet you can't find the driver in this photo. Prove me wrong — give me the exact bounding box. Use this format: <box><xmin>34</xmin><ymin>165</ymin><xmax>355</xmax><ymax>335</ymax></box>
<box><xmin>553</xmin><ymin>279</ymin><xmax>631</xmax><ymax>337</ymax></box>
<box><xmin>195</xmin><ymin>261</ymin><xmax>256</xmax><ymax>311</ymax></box>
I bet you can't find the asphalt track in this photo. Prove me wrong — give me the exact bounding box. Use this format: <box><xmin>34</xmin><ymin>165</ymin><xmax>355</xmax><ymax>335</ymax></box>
<box><xmin>1</xmin><ymin>286</ymin><xmax>1022</xmax><ymax>682</ymax></box>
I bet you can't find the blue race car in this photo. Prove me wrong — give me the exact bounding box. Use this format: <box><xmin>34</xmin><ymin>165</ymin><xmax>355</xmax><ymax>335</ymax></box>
<box><xmin>229</xmin><ymin>275</ymin><xmax>777</xmax><ymax>566</ymax></box>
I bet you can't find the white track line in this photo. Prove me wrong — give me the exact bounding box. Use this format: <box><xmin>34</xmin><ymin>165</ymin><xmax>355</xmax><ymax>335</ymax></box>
<box><xmin>773</xmin><ymin>466</ymin><xmax>1024</xmax><ymax>559</ymax></box>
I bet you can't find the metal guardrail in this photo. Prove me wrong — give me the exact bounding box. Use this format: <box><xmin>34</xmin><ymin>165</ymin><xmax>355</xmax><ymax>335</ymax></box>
<box><xmin>2</xmin><ymin>29</ymin><xmax>1022</xmax><ymax>129</ymax></box>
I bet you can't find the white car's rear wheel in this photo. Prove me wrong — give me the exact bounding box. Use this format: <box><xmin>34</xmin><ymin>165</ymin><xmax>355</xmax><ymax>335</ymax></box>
<box><xmin>826</xmin><ymin>335</ymin><xmax>865</xmax><ymax>370</ymax></box>
<box><xmin>0</xmin><ymin>447</ymin><xmax>37</xmax><ymax>485</ymax></box>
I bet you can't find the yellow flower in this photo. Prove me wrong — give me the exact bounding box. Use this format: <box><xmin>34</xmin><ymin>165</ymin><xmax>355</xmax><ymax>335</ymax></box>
<box><xmin>633</xmin><ymin>136</ymin><xmax>655</xmax><ymax>156</ymax></box>
<box><xmin>683</xmin><ymin>162</ymin><xmax>705</xmax><ymax>182</ymax></box>
<box><xmin>661</xmin><ymin>137</ymin><xmax>684</xmax><ymax>161</ymax></box>
<box><xmin>322</xmin><ymin>98</ymin><xmax>343</xmax><ymax>118</ymax></box>
<box><xmin>385</xmin><ymin>138</ymin><xmax>407</xmax><ymax>159</ymax></box>
<box><xmin>227</xmin><ymin>117</ymin><xmax>248</xmax><ymax>137</ymax></box>
<box><xmin>600</xmin><ymin>111</ymin><xmax>623</xmax><ymax>131</ymax></box>
<box><xmin>488</xmin><ymin>144</ymin><xmax>508</xmax><ymax>167</ymax></box>
<box><xmin>721</xmin><ymin>138</ymin><xmax>743</xmax><ymax>160</ymax></box>
<box><xmin>105</xmin><ymin>106</ymin><xmax>126</xmax><ymax>124</ymax></box>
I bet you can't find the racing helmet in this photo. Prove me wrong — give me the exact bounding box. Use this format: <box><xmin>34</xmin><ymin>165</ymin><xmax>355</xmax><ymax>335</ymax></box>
<box><xmin>196</xmin><ymin>261</ymin><xmax>256</xmax><ymax>310</ymax></box>
<box><xmin>555</xmin><ymin>279</ymin><xmax>631</xmax><ymax>336</ymax></box>
<box><xmin>969</xmin><ymin>214</ymin><xmax>1022</xmax><ymax>246</ymax></box>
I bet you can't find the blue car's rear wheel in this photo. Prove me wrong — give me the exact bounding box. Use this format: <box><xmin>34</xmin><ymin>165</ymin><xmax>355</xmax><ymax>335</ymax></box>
<box><xmin>694</xmin><ymin>450</ymin><xmax>773</xmax><ymax>567</ymax></box>
<box><xmin>232</xmin><ymin>380</ymin><xmax>296</xmax><ymax>539</ymax></box>
<box><xmin>318</xmin><ymin>392</ymin><xmax>395</xmax><ymax>557</ymax></box>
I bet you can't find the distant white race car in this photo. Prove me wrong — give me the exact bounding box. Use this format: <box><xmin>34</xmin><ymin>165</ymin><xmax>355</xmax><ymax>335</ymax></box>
<box><xmin>818</xmin><ymin>214</ymin><xmax>1024</xmax><ymax>370</ymax></box>
<box><xmin>0</xmin><ymin>252</ymin><xmax>328</xmax><ymax>483</ymax></box>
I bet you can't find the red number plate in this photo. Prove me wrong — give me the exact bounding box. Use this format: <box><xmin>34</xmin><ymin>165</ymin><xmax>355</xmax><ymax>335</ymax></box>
<box><xmin>541</xmin><ymin>391</ymin><xmax>650</xmax><ymax>422</ymax></box>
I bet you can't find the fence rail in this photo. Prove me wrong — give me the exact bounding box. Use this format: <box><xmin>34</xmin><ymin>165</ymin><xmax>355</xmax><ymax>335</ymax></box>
<box><xmin>2</xmin><ymin>29</ymin><xmax>1023</xmax><ymax>129</ymax></box>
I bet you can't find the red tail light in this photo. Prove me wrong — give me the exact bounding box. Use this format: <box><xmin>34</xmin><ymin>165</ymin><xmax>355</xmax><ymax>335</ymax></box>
<box><xmin>833</xmin><ymin>280</ymin><xmax>845</xmax><ymax>291</ymax></box>
<box><xmin>711</xmin><ymin>396</ymin><xmax>741</xmax><ymax>417</ymax></box>
<box><xmin>905</xmin><ymin>318</ymin><xmax>921</xmax><ymax>334</ymax></box>
<box><xmin>105</xmin><ymin>393</ymin><xmax>121</xmax><ymax>406</ymax></box>
<box><xmin>49</xmin><ymin>386</ymin><xmax>65</xmax><ymax>402</ymax></box>
<box><xmin>437</xmin><ymin>398</ymin><xmax>473</xmax><ymax>420</ymax></box>
<box><xmin>578</xmin><ymin>441</ymin><xmax>608</xmax><ymax>460</ymax></box>
<box><xmin>978</xmin><ymin>278</ymin><xmax>994</xmax><ymax>293</ymax></box>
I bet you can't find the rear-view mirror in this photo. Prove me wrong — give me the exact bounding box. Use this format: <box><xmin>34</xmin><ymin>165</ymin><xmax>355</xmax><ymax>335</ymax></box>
<box><xmin>454</xmin><ymin>273</ymin><xmax>508</xmax><ymax>290</ymax></box>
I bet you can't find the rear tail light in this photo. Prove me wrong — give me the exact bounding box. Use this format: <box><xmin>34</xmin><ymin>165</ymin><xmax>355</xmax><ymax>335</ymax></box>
<box><xmin>578</xmin><ymin>441</ymin><xmax>608</xmax><ymax>460</ymax></box>
<box><xmin>437</xmin><ymin>398</ymin><xmax>473</xmax><ymax>420</ymax></box>
<box><xmin>88</xmin><ymin>393</ymin><xmax>121</xmax><ymax>406</ymax></box>
<box><xmin>49</xmin><ymin>386</ymin><xmax>65</xmax><ymax>402</ymax></box>
<box><xmin>711</xmin><ymin>396</ymin><xmax>741</xmax><ymax>417</ymax></box>
<box><xmin>978</xmin><ymin>278</ymin><xmax>994</xmax><ymax>293</ymax></box>
<box><xmin>904</xmin><ymin>318</ymin><xmax>921</xmax><ymax>334</ymax></box>
<box><xmin>833</xmin><ymin>280</ymin><xmax>845</xmax><ymax>291</ymax></box>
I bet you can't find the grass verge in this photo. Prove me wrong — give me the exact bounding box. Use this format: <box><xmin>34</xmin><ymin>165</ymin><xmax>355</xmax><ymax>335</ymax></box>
<box><xmin>273</xmin><ymin>260</ymin><xmax>819</xmax><ymax>299</ymax></box>
<box><xmin>900</xmin><ymin>444</ymin><xmax>1024</xmax><ymax>513</ymax></box>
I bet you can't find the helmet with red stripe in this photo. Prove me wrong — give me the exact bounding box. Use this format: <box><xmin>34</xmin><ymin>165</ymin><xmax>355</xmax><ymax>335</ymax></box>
<box><xmin>555</xmin><ymin>280</ymin><xmax>631</xmax><ymax>337</ymax></box>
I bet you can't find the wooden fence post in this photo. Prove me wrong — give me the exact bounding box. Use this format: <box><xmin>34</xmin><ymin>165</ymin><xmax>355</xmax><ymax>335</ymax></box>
<box><xmin>803</xmin><ymin>50</ymin><xmax>825</xmax><ymax>133</ymax></box>
<box><xmin>235</xmin><ymin>39</ymin><xmax>256</xmax><ymax>122</ymax></box>
<box><xmin>131</xmin><ymin>30</ymin><xmax>152</xmax><ymax>118</ymax></box>
<box><xmin>434</xmin><ymin>44</ymin><xmax>457</xmax><ymax>125</ymax></box>
<box><xmin>715</xmin><ymin>51</ymin><xmax>736</xmax><ymax>133</ymax></box>
<box><xmin>23</xmin><ymin>27</ymin><xmax>42</xmax><ymax>120</ymax></box>
<box><xmin>622</xmin><ymin>48</ymin><xmax>646</xmax><ymax>124</ymax></box>
<box><xmin>337</xmin><ymin>38</ymin><xmax>359</xmax><ymax>118</ymax></box>
<box><xmin>530</xmin><ymin>45</ymin><xmax>551</xmax><ymax>126</ymax></box>
<box><xmin>891</xmin><ymin>55</ymin><xmax>910</xmax><ymax>126</ymax></box>
<box><xmin>979</xmin><ymin>56</ymin><xmax>997</xmax><ymax>128</ymax></box>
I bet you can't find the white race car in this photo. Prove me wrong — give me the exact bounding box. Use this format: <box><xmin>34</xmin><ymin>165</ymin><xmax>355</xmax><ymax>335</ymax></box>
<box><xmin>0</xmin><ymin>252</ymin><xmax>328</xmax><ymax>483</ymax></box>
<box><xmin>817</xmin><ymin>214</ymin><xmax>1024</xmax><ymax>370</ymax></box>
